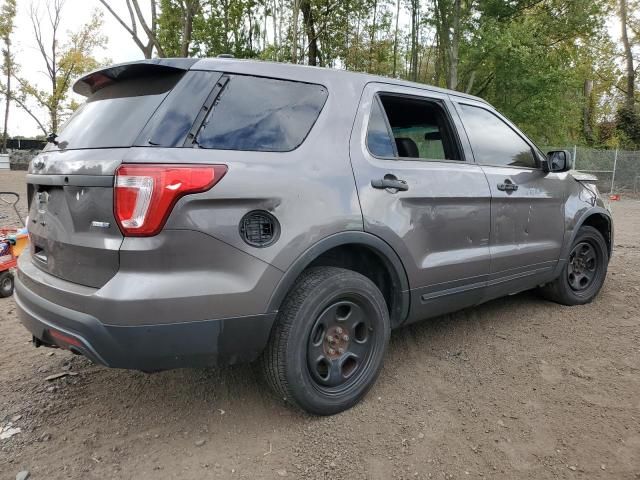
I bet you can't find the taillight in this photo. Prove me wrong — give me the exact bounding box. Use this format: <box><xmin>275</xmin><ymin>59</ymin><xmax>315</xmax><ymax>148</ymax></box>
<box><xmin>114</xmin><ymin>164</ymin><xmax>227</xmax><ymax>236</ymax></box>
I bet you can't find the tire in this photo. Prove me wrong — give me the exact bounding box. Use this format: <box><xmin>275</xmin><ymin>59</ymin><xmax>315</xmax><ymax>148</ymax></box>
<box><xmin>0</xmin><ymin>271</ymin><xmax>14</xmax><ymax>298</ymax></box>
<box><xmin>261</xmin><ymin>266</ymin><xmax>390</xmax><ymax>415</ymax></box>
<box><xmin>540</xmin><ymin>226</ymin><xmax>608</xmax><ymax>306</ymax></box>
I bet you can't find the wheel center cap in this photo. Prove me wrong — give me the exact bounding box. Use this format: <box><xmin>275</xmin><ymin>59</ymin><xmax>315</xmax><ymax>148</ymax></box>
<box><xmin>324</xmin><ymin>325</ymin><xmax>350</xmax><ymax>359</ymax></box>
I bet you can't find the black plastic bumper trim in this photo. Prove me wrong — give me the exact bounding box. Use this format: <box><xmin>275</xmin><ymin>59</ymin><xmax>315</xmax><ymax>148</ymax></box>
<box><xmin>15</xmin><ymin>277</ymin><xmax>276</xmax><ymax>371</ymax></box>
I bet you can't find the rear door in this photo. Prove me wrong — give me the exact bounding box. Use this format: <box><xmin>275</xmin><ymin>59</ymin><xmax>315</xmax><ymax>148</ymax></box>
<box><xmin>349</xmin><ymin>83</ymin><xmax>492</xmax><ymax>323</ymax></box>
<box><xmin>451</xmin><ymin>99</ymin><xmax>565</xmax><ymax>297</ymax></box>
<box><xmin>27</xmin><ymin>63</ymin><xmax>214</xmax><ymax>288</ymax></box>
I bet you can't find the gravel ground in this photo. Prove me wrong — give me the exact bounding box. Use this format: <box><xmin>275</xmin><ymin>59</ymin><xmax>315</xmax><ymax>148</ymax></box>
<box><xmin>0</xmin><ymin>170</ymin><xmax>639</xmax><ymax>480</ymax></box>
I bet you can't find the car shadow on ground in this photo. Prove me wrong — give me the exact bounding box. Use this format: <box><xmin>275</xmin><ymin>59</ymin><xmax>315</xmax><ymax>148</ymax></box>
<box><xmin>60</xmin><ymin>290</ymin><xmax>547</xmax><ymax>424</ymax></box>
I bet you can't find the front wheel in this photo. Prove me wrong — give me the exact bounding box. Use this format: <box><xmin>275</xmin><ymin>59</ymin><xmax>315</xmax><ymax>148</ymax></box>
<box><xmin>540</xmin><ymin>226</ymin><xmax>609</xmax><ymax>305</ymax></box>
<box><xmin>262</xmin><ymin>266</ymin><xmax>390</xmax><ymax>415</ymax></box>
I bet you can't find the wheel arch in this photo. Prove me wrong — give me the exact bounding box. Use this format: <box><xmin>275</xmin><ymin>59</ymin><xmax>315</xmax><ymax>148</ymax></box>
<box><xmin>570</xmin><ymin>208</ymin><xmax>613</xmax><ymax>258</ymax></box>
<box><xmin>553</xmin><ymin>207</ymin><xmax>612</xmax><ymax>280</ymax></box>
<box><xmin>579</xmin><ymin>211</ymin><xmax>613</xmax><ymax>256</ymax></box>
<box><xmin>267</xmin><ymin>232</ymin><xmax>410</xmax><ymax>328</ymax></box>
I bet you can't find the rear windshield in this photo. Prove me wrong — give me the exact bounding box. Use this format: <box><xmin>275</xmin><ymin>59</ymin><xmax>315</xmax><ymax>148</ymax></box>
<box><xmin>50</xmin><ymin>73</ymin><xmax>182</xmax><ymax>151</ymax></box>
<box><xmin>196</xmin><ymin>75</ymin><xmax>328</xmax><ymax>152</ymax></box>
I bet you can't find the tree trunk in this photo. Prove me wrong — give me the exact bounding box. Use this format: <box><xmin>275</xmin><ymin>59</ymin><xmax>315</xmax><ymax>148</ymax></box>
<box><xmin>465</xmin><ymin>70</ymin><xmax>476</xmax><ymax>94</ymax></box>
<box><xmin>300</xmin><ymin>0</ymin><xmax>318</xmax><ymax>66</ymax></box>
<box><xmin>2</xmin><ymin>44</ymin><xmax>10</xmax><ymax>153</ymax></box>
<box><xmin>583</xmin><ymin>79</ymin><xmax>595</xmax><ymax>143</ymax></box>
<box><xmin>272</xmin><ymin>0</ymin><xmax>278</xmax><ymax>60</ymax></box>
<box><xmin>392</xmin><ymin>0</ymin><xmax>400</xmax><ymax>77</ymax></box>
<box><xmin>291</xmin><ymin>0</ymin><xmax>300</xmax><ymax>63</ymax></box>
<box><xmin>448</xmin><ymin>0</ymin><xmax>461</xmax><ymax>90</ymax></box>
<box><xmin>410</xmin><ymin>0</ymin><xmax>419</xmax><ymax>81</ymax></box>
<box><xmin>369</xmin><ymin>0</ymin><xmax>378</xmax><ymax>73</ymax></box>
<box><xmin>180</xmin><ymin>1</ymin><xmax>198</xmax><ymax>57</ymax></box>
<box><xmin>619</xmin><ymin>0</ymin><xmax>635</xmax><ymax>109</ymax></box>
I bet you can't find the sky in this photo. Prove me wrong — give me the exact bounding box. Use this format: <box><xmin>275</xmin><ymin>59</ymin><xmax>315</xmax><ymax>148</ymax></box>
<box><xmin>4</xmin><ymin>0</ymin><xmax>145</xmax><ymax>137</ymax></box>
<box><xmin>1</xmin><ymin>0</ymin><xmax>627</xmax><ymax>138</ymax></box>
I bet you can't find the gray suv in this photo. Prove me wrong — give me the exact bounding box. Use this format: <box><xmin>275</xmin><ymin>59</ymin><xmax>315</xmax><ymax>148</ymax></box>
<box><xmin>16</xmin><ymin>58</ymin><xmax>613</xmax><ymax>415</ymax></box>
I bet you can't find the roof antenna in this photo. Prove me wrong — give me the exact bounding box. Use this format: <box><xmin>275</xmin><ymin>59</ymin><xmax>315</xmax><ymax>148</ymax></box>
<box><xmin>217</xmin><ymin>54</ymin><xmax>234</xmax><ymax>59</ymax></box>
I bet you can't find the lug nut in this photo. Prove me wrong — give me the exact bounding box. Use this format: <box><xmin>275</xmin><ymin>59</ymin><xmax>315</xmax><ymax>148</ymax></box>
<box><xmin>338</xmin><ymin>348</ymin><xmax>345</xmax><ymax>354</ymax></box>
<box><xmin>336</xmin><ymin>327</ymin><xmax>343</xmax><ymax>335</ymax></box>
<box><xmin>326</xmin><ymin>335</ymin><xmax>335</xmax><ymax>343</ymax></box>
<box><xmin>342</xmin><ymin>334</ymin><xmax>349</xmax><ymax>342</ymax></box>
<box><xmin>328</xmin><ymin>348</ymin><xmax>336</xmax><ymax>355</ymax></box>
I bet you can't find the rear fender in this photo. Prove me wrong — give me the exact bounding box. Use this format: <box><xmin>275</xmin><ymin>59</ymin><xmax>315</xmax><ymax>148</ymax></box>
<box><xmin>266</xmin><ymin>231</ymin><xmax>410</xmax><ymax>327</ymax></box>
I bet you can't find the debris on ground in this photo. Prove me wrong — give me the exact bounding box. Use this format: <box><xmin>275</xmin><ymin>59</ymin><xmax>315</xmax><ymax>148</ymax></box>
<box><xmin>0</xmin><ymin>425</ymin><xmax>21</xmax><ymax>440</ymax></box>
<box><xmin>44</xmin><ymin>372</ymin><xmax>78</xmax><ymax>381</ymax></box>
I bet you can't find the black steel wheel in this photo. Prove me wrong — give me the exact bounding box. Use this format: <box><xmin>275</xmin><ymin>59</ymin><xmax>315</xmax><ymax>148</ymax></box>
<box><xmin>540</xmin><ymin>226</ymin><xmax>608</xmax><ymax>306</ymax></box>
<box><xmin>0</xmin><ymin>271</ymin><xmax>14</xmax><ymax>298</ymax></box>
<box><xmin>262</xmin><ymin>266</ymin><xmax>390</xmax><ymax>415</ymax></box>
<box><xmin>307</xmin><ymin>297</ymin><xmax>378</xmax><ymax>393</ymax></box>
<box><xmin>567</xmin><ymin>242</ymin><xmax>598</xmax><ymax>292</ymax></box>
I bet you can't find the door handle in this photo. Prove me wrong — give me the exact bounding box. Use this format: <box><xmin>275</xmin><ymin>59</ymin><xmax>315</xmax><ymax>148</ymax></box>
<box><xmin>371</xmin><ymin>175</ymin><xmax>409</xmax><ymax>192</ymax></box>
<box><xmin>497</xmin><ymin>179</ymin><xmax>518</xmax><ymax>192</ymax></box>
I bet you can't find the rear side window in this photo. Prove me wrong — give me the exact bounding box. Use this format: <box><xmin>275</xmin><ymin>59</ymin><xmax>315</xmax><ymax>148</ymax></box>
<box><xmin>52</xmin><ymin>73</ymin><xmax>183</xmax><ymax>150</ymax></box>
<box><xmin>457</xmin><ymin>104</ymin><xmax>537</xmax><ymax>168</ymax></box>
<box><xmin>367</xmin><ymin>98</ymin><xmax>396</xmax><ymax>157</ymax></box>
<box><xmin>196</xmin><ymin>75</ymin><xmax>328</xmax><ymax>152</ymax></box>
<box><xmin>367</xmin><ymin>93</ymin><xmax>461</xmax><ymax>161</ymax></box>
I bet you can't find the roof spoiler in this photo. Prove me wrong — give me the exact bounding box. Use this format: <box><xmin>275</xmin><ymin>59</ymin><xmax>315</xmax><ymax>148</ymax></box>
<box><xmin>73</xmin><ymin>58</ymin><xmax>198</xmax><ymax>97</ymax></box>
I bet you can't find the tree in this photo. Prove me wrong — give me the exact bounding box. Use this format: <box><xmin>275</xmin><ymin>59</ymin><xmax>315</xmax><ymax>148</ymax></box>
<box><xmin>0</xmin><ymin>0</ymin><xmax>16</xmax><ymax>153</ymax></box>
<box><xmin>98</xmin><ymin>0</ymin><xmax>165</xmax><ymax>58</ymax></box>
<box><xmin>16</xmin><ymin>1</ymin><xmax>106</xmax><ymax>134</ymax></box>
<box><xmin>300</xmin><ymin>0</ymin><xmax>318</xmax><ymax>66</ymax></box>
<box><xmin>619</xmin><ymin>0</ymin><xmax>636</xmax><ymax>109</ymax></box>
<box><xmin>156</xmin><ymin>0</ymin><xmax>202</xmax><ymax>57</ymax></box>
<box><xmin>616</xmin><ymin>0</ymin><xmax>639</xmax><ymax>147</ymax></box>
<box><xmin>96</xmin><ymin>0</ymin><xmax>630</xmax><ymax>148</ymax></box>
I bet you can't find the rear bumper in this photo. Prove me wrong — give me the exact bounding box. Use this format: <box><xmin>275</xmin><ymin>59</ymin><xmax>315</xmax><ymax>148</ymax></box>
<box><xmin>15</xmin><ymin>270</ymin><xmax>277</xmax><ymax>371</ymax></box>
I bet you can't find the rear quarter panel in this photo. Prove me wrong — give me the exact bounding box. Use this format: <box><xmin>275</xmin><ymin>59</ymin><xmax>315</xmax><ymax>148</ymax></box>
<box><xmin>121</xmin><ymin>73</ymin><xmax>365</xmax><ymax>273</ymax></box>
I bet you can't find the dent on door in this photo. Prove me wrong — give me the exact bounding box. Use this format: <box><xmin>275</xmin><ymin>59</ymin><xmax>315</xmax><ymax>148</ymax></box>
<box><xmin>483</xmin><ymin>167</ymin><xmax>565</xmax><ymax>280</ymax></box>
<box><xmin>348</xmin><ymin>85</ymin><xmax>492</xmax><ymax>323</ymax></box>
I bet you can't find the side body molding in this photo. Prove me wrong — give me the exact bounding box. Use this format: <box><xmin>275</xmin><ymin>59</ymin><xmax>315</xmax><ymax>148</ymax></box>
<box><xmin>266</xmin><ymin>231</ymin><xmax>411</xmax><ymax>328</ymax></box>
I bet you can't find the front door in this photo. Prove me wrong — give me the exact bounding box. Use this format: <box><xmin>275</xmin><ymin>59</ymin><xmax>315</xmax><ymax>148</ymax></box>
<box><xmin>452</xmin><ymin>100</ymin><xmax>565</xmax><ymax>297</ymax></box>
<box><xmin>349</xmin><ymin>84</ymin><xmax>492</xmax><ymax>323</ymax></box>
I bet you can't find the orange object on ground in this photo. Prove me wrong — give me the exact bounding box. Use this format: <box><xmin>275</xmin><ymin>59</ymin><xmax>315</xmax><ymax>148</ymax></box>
<box><xmin>609</xmin><ymin>194</ymin><xmax>620</xmax><ymax>201</ymax></box>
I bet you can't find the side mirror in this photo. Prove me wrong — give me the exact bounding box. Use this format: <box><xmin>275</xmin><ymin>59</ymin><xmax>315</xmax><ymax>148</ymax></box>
<box><xmin>544</xmin><ymin>150</ymin><xmax>572</xmax><ymax>173</ymax></box>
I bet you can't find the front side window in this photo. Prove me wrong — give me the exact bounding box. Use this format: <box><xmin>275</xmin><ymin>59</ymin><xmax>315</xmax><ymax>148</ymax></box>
<box><xmin>458</xmin><ymin>104</ymin><xmax>537</xmax><ymax>168</ymax></box>
<box><xmin>366</xmin><ymin>93</ymin><xmax>461</xmax><ymax>161</ymax></box>
<box><xmin>196</xmin><ymin>75</ymin><xmax>328</xmax><ymax>152</ymax></box>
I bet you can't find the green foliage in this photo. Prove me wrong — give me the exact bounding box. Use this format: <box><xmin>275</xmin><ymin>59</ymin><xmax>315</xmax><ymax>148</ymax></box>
<box><xmin>616</xmin><ymin>105</ymin><xmax>640</xmax><ymax>148</ymax></box>
<box><xmin>158</xmin><ymin>0</ymin><xmax>186</xmax><ymax>57</ymax></box>
<box><xmin>150</xmin><ymin>0</ymin><xmax>637</xmax><ymax>147</ymax></box>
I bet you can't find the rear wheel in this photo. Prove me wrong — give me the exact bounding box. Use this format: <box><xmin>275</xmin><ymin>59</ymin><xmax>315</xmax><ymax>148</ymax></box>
<box><xmin>262</xmin><ymin>266</ymin><xmax>390</xmax><ymax>415</ymax></box>
<box><xmin>0</xmin><ymin>271</ymin><xmax>14</xmax><ymax>298</ymax></box>
<box><xmin>540</xmin><ymin>226</ymin><xmax>608</xmax><ymax>305</ymax></box>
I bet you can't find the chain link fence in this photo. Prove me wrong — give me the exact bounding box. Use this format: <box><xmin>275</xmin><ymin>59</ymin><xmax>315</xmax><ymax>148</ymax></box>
<box><xmin>542</xmin><ymin>146</ymin><xmax>640</xmax><ymax>195</ymax></box>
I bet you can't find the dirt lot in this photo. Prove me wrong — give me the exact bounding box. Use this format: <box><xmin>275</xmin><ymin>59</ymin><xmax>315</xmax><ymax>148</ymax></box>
<box><xmin>0</xmin><ymin>170</ymin><xmax>638</xmax><ymax>480</ymax></box>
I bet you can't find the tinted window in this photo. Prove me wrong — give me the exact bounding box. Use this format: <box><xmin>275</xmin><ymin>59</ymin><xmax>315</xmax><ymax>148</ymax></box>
<box><xmin>458</xmin><ymin>104</ymin><xmax>536</xmax><ymax>168</ymax></box>
<box><xmin>374</xmin><ymin>94</ymin><xmax>461</xmax><ymax>161</ymax></box>
<box><xmin>138</xmin><ymin>71</ymin><xmax>222</xmax><ymax>147</ymax></box>
<box><xmin>197</xmin><ymin>75</ymin><xmax>328</xmax><ymax>152</ymax></box>
<box><xmin>366</xmin><ymin>98</ymin><xmax>396</xmax><ymax>157</ymax></box>
<box><xmin>52</xmin><ymin>73</ymin><xmax>182</xmax><ymax>150</ymax></box>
